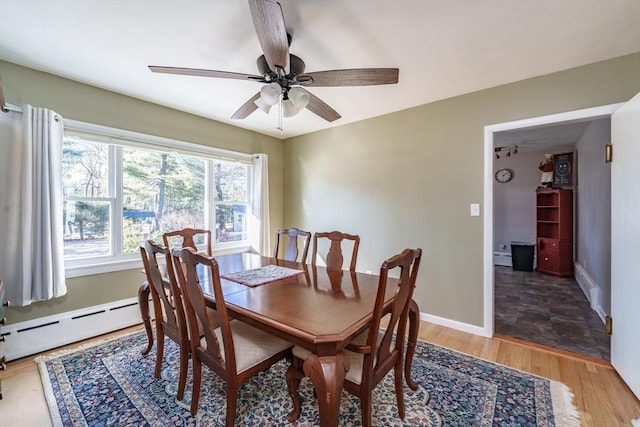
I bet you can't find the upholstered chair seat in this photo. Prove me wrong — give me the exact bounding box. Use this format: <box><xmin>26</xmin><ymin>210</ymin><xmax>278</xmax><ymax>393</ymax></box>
<box><xmin>206</xmin><ymin>320</ymin><xmax>291</xmax><ymax>373</ymax></box>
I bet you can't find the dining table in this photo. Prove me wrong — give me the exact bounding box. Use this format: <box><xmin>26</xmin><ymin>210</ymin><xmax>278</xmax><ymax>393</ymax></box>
<box><xmin>138</xmin><ymin>252</ymin><xmax>420</xmax><ymax>427</ymax></box>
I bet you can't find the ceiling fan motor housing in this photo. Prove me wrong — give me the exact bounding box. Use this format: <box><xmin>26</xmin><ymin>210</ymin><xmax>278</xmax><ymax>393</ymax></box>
<box><xmin>257</xmin><ymin>54</ymin><xmax>305</xmax><ymax>83</ymax></box>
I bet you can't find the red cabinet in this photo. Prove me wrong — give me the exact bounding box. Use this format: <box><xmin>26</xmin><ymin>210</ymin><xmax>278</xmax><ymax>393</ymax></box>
<box><xmin>536</xmin><ymin>188</ymin><xmax>573</xmax><ymax>277</ymax></box>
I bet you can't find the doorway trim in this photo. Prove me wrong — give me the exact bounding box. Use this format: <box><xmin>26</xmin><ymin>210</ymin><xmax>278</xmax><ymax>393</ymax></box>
<box><xmin>482</xmin><ymin>103</ymin><xmax>624</xmax><ymax>337</ymax></box>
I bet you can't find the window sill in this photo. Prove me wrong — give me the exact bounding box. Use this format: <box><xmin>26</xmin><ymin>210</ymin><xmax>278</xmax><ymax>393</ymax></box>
<box><xmin>64</xmin><ymin>245</ymin><xmax>254</xmax><ymax>278</ymax></box>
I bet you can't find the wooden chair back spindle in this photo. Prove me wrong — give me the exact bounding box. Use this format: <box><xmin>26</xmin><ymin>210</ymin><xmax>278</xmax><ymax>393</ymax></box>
<box><xmin>163</xmin><ymin>228</ymin><xmax>212</xmax><ymax>256</ymax></box>
<box><xmin>312</xmin><ymin>231</ymin><xmax>360</xmax><ymax>271</ymax></box>
<box><xmin>273</xmin><ymin>228</ymin><xmax>311</xmax><ymax>263</ymax></box>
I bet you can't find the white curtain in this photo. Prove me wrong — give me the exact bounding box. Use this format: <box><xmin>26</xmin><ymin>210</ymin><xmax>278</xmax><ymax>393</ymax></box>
<box><xmin>250</xmin><ymin>153</ymin><xmax>271</xmax><ymax>255</ymax></box>
<box><xmin>0</xmin><ymin>105</ymin><xmax>67</xmax><ymax>306</ymax></box>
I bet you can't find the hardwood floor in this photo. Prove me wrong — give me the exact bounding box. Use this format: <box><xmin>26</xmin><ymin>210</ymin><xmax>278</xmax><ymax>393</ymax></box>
<box><xmin>0</xmin><ymin>322</ymin><xmax>638</xmax><ymax>426</ymax></box>
<box><xmin>495</xmin><ymin>265</ymin><xmax>610</xmax><ymax>361</ymax></box>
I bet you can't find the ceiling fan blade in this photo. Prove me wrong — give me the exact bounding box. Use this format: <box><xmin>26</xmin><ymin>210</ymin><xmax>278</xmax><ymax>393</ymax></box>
<box><xmin>248</xmin><ymin>0</ymin><xmax>290</xmax><ymax>75</ymax></box>
<box><xmin>231</xmin><ymin>92</ymin><xmax>261</xmax><ymax>119</ymax></box>
<box><xmin>300</xmin><ymin>68</ymin><xmax>399</xmax><ymax>87</ymax></box>
<box><xmin>301</xmin><ymin>89</ymin><xmax>341</xmax><ymax>122</ymax></box>
<box><xmin>149</xmin><ymin>66</ymin><xmax>263</xmax><ymax>81</ymax></box>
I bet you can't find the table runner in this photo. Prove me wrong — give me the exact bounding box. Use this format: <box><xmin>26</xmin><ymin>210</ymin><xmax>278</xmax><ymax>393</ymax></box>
<box><xmin>221</xmin><ymin>264</ymin><xmax>303</xmax><ymax>287</ymax></box>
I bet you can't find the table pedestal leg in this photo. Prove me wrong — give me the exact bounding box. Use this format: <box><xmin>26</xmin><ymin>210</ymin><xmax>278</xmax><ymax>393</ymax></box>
<box><xmin>405</xmin><ymin>299</ymin><xmax>420</xmax><ymax>390</ymax></box>
<box><xmin>303</xmin><ymin>352</ymin><xmax>349</xmax><ymax>427</ymax></box>
<box><xmin>138</xmin><ymin>281</ymin><xmax>154</xmax><ymax>355</ymax></box>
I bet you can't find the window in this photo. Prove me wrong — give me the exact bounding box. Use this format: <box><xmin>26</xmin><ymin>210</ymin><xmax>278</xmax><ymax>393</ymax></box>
<box><xmin>62</xmin><ymin>122</ymin><xmax>253</xmax><ymax>276</ymax></box>
<box><xmin>121</xmin><ymin>147</ymin><xmax>207</xmax><ymax>254</ymax></box>
<box><xmin>63</xmin><ymin>137</ymin><xmax>112</xmax><ymax>259</ymax></box>
<box><xmin>213</xmin><ymin>161</ymin><xmax>249</xmax><ymax>244</ymax></box>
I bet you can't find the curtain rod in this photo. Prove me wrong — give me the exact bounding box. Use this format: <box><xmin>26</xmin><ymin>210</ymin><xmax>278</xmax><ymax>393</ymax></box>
<box><xmin>2</xmin><ymin>103</ymin><xmax>22</xmax><ymax>113</ymax></box>
<box><xmin>1</xmin><ymin>103</ymin><xmax>60</xmax><ymax>122</ymax></box>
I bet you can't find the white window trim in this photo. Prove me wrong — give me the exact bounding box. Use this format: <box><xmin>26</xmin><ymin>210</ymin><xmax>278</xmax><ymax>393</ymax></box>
<box><xmin>65</xmin><ymin>244</ymin><xmax>254</xmax><ymax>278</ymax></box>
<box><xmin>63</xmin><ymin>119</ymin><xmax>255</xmax><ymax>278</ymax></box>
<box><xmin>65</xmin><ymin>119</ymin><xmax>254</xmax><ymax>164</ymax></box>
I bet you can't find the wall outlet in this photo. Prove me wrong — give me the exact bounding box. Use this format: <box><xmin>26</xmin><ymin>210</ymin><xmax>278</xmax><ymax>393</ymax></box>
<box><xmin>470</xmin><ymin>203</ymin><xmax>480</xmax><ymax>216</ymax></box>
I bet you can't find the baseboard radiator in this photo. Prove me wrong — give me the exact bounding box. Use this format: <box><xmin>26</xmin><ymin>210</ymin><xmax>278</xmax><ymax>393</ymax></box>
<box><xmin>1</xmin><ymin>297</ymin><xmax>151</xmax><ymax>362</ymax></box>
<box><xmin>493</xmin><ymin>251</ymin><xmax>513</xmax><ymax>267</ymax></box>
<box><xmin>574</xmin><ymin>263</ymin><xmax>605</xmax><ymax>323</ymax></box>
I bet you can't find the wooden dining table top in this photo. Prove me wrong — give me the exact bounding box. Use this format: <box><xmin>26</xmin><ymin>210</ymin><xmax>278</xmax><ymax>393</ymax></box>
<box><xmin>204</xmin><ymin>252</ymin><xmax>397</xmax><ymax>353</ymax></box>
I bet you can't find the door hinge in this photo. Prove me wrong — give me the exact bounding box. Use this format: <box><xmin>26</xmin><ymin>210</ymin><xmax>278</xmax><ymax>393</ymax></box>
<box><xmin>605</xmin><ymin>144</ymin><xmax>613</xmax><ymax>163</ymax></box>
<box><xmin>605</xmin><ymin>315</ymin><xmax>613</xmax><ymax>335</ymax></box>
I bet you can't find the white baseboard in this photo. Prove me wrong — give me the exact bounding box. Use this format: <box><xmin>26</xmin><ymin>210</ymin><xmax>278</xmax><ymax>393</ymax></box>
<box><xmin>594</xmin><ymin>305</ymin><xmax>607</xmax><ymax>324</ymax></box>
<box><xmin>419</xmin><ymin>311</ymin><xmax>489</xmax><ymax>337</ymax></box>
<box><xmin>2</xmin><ymin>297</ymin><xmax>148</xmax><ymax>361</ymax></box>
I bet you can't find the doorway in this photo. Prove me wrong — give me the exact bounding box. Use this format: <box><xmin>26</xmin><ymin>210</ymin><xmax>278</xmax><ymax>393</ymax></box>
<box><xmin>482</xmin><ymin>104</ymin><xmax>623</xmax><ymax>356</ymax></box>
<box><xmin>492</xmin><ymin>118</ymin><xmax>612</xmax><ymax>359</ymax></box>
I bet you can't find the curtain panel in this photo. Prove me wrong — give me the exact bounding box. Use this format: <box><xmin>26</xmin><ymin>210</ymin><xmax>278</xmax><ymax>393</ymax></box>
<box><xmin>250</xmin><ymin>153</ymin><xmax>270</xmax><ymax>256</ymax></box>
<box><xmin>0</xmin><ymin>105</ymin><xmax>67</xmax><ymax>306</ymax></box>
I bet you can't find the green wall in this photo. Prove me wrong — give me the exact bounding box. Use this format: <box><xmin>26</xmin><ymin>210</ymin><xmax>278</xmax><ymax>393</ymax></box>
<box><xmin>0</xmin><ymin>60</ymin><xmax>284</xmax><ymax>323</ymax></box>
<box><xmin>282</xmin><ymin>53</ymin><xmax>640</xmax><ymax>327</ymax></box>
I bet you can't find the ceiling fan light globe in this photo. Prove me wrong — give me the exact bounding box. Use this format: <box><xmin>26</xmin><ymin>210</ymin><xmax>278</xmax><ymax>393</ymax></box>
<box><xmin>254</xmin><ymin>97</ymin><xmax>272</xmax><ymax>114</ymax></box>
<box><xmin>260</xmin><ymin>82</ymin><xmax>282</xmax><ymax>106</ymax></box>
<box><xmin>288</xmin><ymin>87</ymin><xmax>310</xmax><ymax>109</ymax></box>
<box><xmin>282</xmin><ymin>99</ymin><xmax>300</xmax><ymax>117</ymax></box>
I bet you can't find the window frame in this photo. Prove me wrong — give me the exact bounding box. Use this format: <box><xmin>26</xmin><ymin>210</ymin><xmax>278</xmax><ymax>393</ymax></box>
<box><xmin>63</xmin><ymin>119</ymin><xmax>254</xmax><ymax>278</ymax></box>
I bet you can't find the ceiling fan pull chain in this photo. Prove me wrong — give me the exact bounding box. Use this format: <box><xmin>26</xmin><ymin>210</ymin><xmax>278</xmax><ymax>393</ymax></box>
<box><xmin>277</xmin><ymin>92</ymin><xmax>283</xmax><ymax>134</ymax></box>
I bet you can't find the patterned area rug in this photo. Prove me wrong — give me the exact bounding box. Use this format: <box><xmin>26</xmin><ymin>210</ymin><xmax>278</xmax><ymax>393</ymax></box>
<box><xmin>37</xmin><ymin>330</ymin><xmax>581</xmax><ymax>426</ymax></box>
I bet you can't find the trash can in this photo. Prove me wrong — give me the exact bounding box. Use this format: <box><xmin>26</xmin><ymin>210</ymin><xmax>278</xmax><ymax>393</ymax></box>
<box><xmin>510</xmin><ymin>242</ymin><xmax>535</xmax><ymax>272</ymax></box>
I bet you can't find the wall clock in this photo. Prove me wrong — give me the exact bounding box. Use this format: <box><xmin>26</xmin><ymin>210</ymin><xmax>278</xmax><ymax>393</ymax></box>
<box><xmin>495</xmin><ymin>168</ymin><xmax>513</xmax><ymax>183</ymax></box>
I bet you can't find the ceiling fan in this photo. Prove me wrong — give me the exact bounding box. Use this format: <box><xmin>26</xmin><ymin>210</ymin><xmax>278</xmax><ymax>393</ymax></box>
<box><xmin>148</xmin><ymin>0</ymin><xmax>399</xmax><ymax>123</ymax></box>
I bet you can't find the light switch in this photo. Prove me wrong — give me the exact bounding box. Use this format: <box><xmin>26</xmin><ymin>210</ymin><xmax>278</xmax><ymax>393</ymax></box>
<box><xmin>470</xmin><ymin>203</ymin><xmax>480</xmax><ymax>216</ymax></box>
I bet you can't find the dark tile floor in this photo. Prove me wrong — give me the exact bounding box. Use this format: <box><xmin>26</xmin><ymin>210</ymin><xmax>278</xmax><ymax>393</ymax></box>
<box><xmin>494</xmin><ymin>266</ymin><xmax>610</xmax><ymax>361</ymax></box>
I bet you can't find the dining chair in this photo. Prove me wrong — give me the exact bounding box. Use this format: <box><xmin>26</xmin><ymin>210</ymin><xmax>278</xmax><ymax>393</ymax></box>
<box><xmin>286</xmin><ymin>248</ymin><xmax>422</xmax><ymax>427</ymax></box>
<box><xmin>172</xmin><ymin>247</ymin><xmax>293</xmax><ymax>423</ymax></box>
<box><xmin>272</xmin><ymin>227</ymin><xmax>311</xmax><ymax>263</ymax></box>
<box><xmin>312</xmin><ymin>231</ymin><xmax>360</xmax><ymax>271</ymax></box>
<box><xmin>140</xmin><ymin>240</ymin><xmax>190</xmax><ymax>400</ymax></box>
<box><xmin>163</xmin><ymin>227</ymin><xmax>219</xmax><ymax>330</ymax></box>
<box><xmin>163</xmin><ymin>227</ymin><xmax>212</xmax><ymax>256</ymax></box>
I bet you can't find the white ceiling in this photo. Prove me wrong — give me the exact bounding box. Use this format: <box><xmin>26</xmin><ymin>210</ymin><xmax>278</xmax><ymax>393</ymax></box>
<box><xmin>1</xmin><ymin>0</ymin><xmax>639</xmax><ymax>140</ymax></box>
<box><xmin>494</xmin><ymin>120</ymin><xmax>593</xmax><ymax>154</ymax></box>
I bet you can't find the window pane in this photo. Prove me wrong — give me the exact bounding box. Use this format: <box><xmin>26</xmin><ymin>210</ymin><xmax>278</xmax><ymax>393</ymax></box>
<box><xmin>214</xmin><ymin>162</ymin><xmax>247</xmax><ymax>202</ymax></box>
<box><xmin>122</xmin><ymin>148</ymin><xmax>206</xmax><ymax>253</ymax></box>
<box><xmin>215</xmin><ymin>203</ymin><xmax>247</xmax><ymax>243</ymax></box>
<box><xmin>63</xmin><ymin>137</ymin><xmax>109</xmax><ymax>197</ymax></box>
<box><xmin>64</xmin><ymin>200</ymin><xmax>111</xmax><ymax>258</ymax></box>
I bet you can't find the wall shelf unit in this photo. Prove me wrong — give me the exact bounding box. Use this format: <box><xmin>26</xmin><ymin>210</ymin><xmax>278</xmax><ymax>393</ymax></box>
<box><xmin>536</xmin><ymin>188</ymin><xmax>574</xmax><ymax>277</ymax></box>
